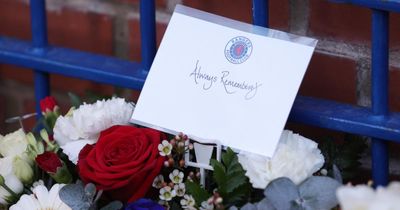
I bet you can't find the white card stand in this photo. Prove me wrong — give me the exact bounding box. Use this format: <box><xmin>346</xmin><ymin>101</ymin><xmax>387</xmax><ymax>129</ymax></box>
<box><xmin>185</xmin><ymin>138</ymin><xmax>221</xmax><ymax>187</ymax></box>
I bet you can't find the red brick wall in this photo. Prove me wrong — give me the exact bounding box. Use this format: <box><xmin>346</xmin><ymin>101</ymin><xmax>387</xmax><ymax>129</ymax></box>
<box><xmin>0</xmin><ymin>0</ymin><xmax>399</xmax><ymax>137</ymax></box>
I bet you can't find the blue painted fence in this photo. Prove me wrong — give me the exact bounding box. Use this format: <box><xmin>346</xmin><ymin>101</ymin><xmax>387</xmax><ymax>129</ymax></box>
<box><xmin>0</xmin><ymin>0</ymin><xmax>398</xmax><ymax>186</ymax></box>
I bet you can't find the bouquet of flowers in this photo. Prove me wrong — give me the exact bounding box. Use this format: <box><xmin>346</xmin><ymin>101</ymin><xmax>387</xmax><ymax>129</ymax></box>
<box><xmin>0</xmin><ymin>96</ymin><xmax>349</xmax><ymax>210</ymax></box>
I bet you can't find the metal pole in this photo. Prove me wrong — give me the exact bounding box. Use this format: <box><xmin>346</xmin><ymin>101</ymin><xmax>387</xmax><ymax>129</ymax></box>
<box><xmin>371</xmin><ymin>9</ymin><xmax>389</xmax><ymax>187</ymax></box>
<box><xmin>30</xmin><ymin>0</ymin><xmax>50</xmax><ymax>118</ymax></box>
<box><xmin>252</xmin><ymin>0</ymin><xmax>269</xmax><ymax>27</ymax></box>
<box><xmin>140</xmin><ymin>0</ymin><xmax>157</xmax><ymax>73</ymax></box>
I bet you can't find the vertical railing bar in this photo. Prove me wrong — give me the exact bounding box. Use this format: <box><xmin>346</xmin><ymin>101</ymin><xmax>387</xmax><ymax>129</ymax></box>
<box><xmin>252</xmin><ymin>0</ymin><xmax>269</xmax><ymax>27</ymax></box>
<box><xmin>140</xmin><ymin>0</ymin><xmax>157</xmax><ymax>73</ymax></box>
<box><xmin>371</xmin><ymin>9</ymin><xmax>389</xmax><ymax>187</ymax></box>
<box><xmin>30</xmin><ymin>0</ymin><xmax>50</xmax><ymax>118</ymax></box>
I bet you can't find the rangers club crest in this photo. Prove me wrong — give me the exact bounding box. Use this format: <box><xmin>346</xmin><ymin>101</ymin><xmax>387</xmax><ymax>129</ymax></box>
<box><xmin>224</xmin><ymin>36</ymin><xmax>253</xmax><ymax>64</ymax></box>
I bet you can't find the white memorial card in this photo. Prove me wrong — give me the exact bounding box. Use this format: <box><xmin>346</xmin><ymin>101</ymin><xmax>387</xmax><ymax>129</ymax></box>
<box><xmin>131</xmin><ymin>5</ymin><xmax>317</xmax><ymax>157</ymax></box>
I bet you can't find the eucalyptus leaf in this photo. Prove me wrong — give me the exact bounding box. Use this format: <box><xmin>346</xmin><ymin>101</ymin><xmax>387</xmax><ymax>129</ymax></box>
<box><xmin>59</xmin><ymin>183</ymin><xmax>92</xmax><ymax>210</ymax></box>
<box><xmin>332</xmin><ymin>164</ymin><xmax>343</xmax><ymax>184</ymax></box>
<box><xmin>99</xmin><ymin>201</ymin><xmax>123</xmax><ymax>210</ymax></box>
<box><xmin>240</xmin><ymin>203</ymin><xmax>257</xmax><ymax>210</ymax></box>
<box><xmin>84</xmin><ymin>183</ymin><xmax>97</xmax><ymax>201</ymax></box>
<box><xmin>264</xmin><ymin>177</ymin><xmax>300</xmax><ymax>210</ymax></box>
<box><xmin>256</xmin><ymin>198</ymin><xmax>276</xmax><ymax>210</ymax></box>
<box><xmin>299</xmin><ymin>176</ymin><xmax>341</xmax><ymax>210</ymax></box>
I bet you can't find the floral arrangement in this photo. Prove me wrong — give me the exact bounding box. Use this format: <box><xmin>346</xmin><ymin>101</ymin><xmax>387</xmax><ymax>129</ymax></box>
<box><xmin>0</xmin><ymin>95</ymin><xmax>394</xmax><ymax>210</ymax></box>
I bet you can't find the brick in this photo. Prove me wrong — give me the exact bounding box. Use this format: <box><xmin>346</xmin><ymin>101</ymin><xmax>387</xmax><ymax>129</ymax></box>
<box><xmin>389</xmin><ymin>68</ymin><xmax>400</xmax><ymax>112</ymax></box>
<box><xmin>0</xmin><ymin>64</ymin><xmax>34</xmax><ymax>85</ymax></box>
<box><xmin>0</xmin><ymin>0</ymin><xmax>31</xmax><ymax>40</ymax></box>
<box><xmin>21</xmin><ymin>99</ymin><xmax>36</xmax><ymax>132</ymax></box>
<box><xmin>112</xmin><ymin>0</ymin><xmax>167</xmax><ymax>9</ymax></box>
<box><xmin>299</xmin><ymin>53</ymin><xmax>357</xmax><ymax>104</ymax></box>
<box><xmin>0</xmin><ymin>0</ymin><xmax>113</xmax><ymax>55</ymax></box>
<box><xmin>129</xmin><ymin>19</ymin><xmax>167</xmax><ymax>61</ymax></box>
<box><xmin>309</xmin><ymin>0</ymin><xmax>400</xmax><ymax>46</ymax></box>
<box><xmin>182</xmin><ymin>0</ymin><xmax>289</xmax><ymax>29</ymax></box>
<box><xmin>47</xmin><ymin>9</ymin><xmax>113</xmax><ymax>55</ymax></box>
<box><xmin>0</xmin><ymin>65</ymin><xmax>115</xmax><ymax>97</ymax></box>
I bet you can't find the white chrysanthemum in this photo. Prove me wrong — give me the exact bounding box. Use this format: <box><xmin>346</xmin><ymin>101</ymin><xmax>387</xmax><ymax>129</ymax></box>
<box><xmin>53</xmin><ymin>98</ymin><xmax>134</xmax><ymax>164</ymax></box>
<box><xmin>158</xmin><ymin>140</ymin><xmax>172</xmax><ymax>156</ymax></box>
<box><xmin>169</xmin><ymin>169</ymin><xmax>184</xmax><ymax>184</ymax></box>
<box><xmin>0</xmin><ymin>157</ymin><xmax>24</xmax><ymax>205</ymax></box>
<box><xmin>152</xmin><ymin>175</ymin><xmax>164</xmax><ymax>189</ymax></box>
<box><xmin>174</xmin><ymin>183</ymin><xmax>186</xmax><ymax>197</ymax></box>
<box><xmin>10</xmin><ymin>182</ymin><xmax>71</xmax><ymax>210</ymax></box>
<box><xmin>337</xmin><ymin>182</ymin><xmax>400</xmax><ymax>210</ymax></box>
<box><xmin>180</xmin><ymin>194</ymin><xmax>196</xmax><ymax>209</ymax></box>
<box><xmin>159</xmin><ymin>186</ymin><xmax>176</xmax><ymax>201</ymax></box>
<box><xmin>238</xmin><ymin>130</ymin><xmax>324</xmax><ymax>189</ymax></box>
<box><xmin>0</xmin><ymin>129</ymin><xmax>28</xmax><ymax>158</ymax></box>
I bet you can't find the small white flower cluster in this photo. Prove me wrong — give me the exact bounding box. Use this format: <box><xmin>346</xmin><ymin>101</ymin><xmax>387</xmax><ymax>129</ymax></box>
<box><xmin>158</xmin><ymin>140</ymin><xmax>172</xmax><ymax>156</ymax></box>
<box><xmin>157</xmin><ymin>133</ymin><xmax>193</xmax><ymax>168</ymax></box>
<box><xmin>152</xmin><ymin>169</ymin><xmax>196</xmax><ymax>209</ymax></box>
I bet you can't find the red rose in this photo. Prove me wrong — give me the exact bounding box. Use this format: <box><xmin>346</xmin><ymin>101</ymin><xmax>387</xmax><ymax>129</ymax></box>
<box><xmin>40</xmin><ymin>96</ymin><xmax>58</xmax><ymax>113</ymax></box>
<box><xmin>77</xmin><ymin>125</ymin><xmax>166</xmax><ymax>203</ymax></box>
<box><xmin>36</xmin><ymin>152</ymin><xmax>62</xmax><ymax>173</ymax></box>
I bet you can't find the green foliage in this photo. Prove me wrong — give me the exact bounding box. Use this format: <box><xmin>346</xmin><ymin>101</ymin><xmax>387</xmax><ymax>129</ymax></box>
<box><xmin>211</xmin><ymin>148</ymin><xmax>251</xmax><ymax>207</ymax></box>
<box><xmin>319</xmin><ymin>135</ymin><xmax>367</xmax><ymax>181</ymax></box>
<box><xmin>68</xmin><ymin>92</ymin><xmax>82</xmax><ymax>108</ymax></box>
<box><xmin>185</xmin><ymin>148</ymin><xmax>251</xmax><ymax>208</ymax></box>
<box><xmin>185</xmin><ymin>180</ymin><xmax>211</xmax><ymax>206</ymax></box>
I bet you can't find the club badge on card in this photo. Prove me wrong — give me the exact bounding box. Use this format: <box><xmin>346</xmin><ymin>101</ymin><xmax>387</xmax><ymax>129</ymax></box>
<box><xmin>131</xmin><ymin>5</ymin><xmax>317</xmax><ymax>157</ymax></box>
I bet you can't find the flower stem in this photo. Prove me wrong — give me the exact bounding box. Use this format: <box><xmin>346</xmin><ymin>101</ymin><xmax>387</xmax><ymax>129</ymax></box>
<box><xmin>0</xmin><ymin>183</ymin><xmax>19</xmax><ymax>198</ymax></box>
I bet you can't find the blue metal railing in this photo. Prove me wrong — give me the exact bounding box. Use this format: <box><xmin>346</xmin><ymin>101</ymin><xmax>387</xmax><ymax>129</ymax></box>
<box><xmin>0</xmin><ymin>0</ymin><xmax>398</xmax><ymax>186</ymax></box>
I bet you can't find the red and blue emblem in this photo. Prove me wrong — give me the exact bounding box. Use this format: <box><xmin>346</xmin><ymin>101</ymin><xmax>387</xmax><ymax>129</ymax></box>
<box><xmin>224</xmin><ymin>36</ymin><xmax>253</xmax><ymax>64</ymax></box>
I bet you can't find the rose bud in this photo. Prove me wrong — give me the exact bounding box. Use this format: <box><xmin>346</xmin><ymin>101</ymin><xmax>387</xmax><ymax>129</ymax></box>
<box><xmin>168</xmin><ymin>158</ymin><xmax>174</xmax><ymax>166</ymax></box>
<box><xmin>12</xmin><ymin>156</ymin><xmax>33</xmax><ymax>184</ymax></box>
<box><xmin>39</xmin><ymin>96</ymin><xmax>60</xmax><ymax>129</ymax></box>
<box><xmin>40</xmin><ymin>96</ymin><xmax>58</xmax><ymax>114</ymax></box>
<box><xmin>179</xmin><ymin>159</ymin><xmax>185</xmax><ymax>167</ymax></box>
<box><xmin>35</xmin><ymin>152</ymin><xmax>72</xmax><ymax>184</ymax></box>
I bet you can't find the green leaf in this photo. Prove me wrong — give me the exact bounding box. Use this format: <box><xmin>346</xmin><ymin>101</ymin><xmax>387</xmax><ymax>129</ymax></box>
<box><xmin>225</xmin><ymin>182</ymin><xmax>251</xmax><ymax>206</ymax></box>
<box><xmin>68</xmin><ymin>92</ymin><xmax>82</xmax><ymax>108</ymax></box>
<box><xmin>225</xmin><ymin>171</ymin><xmax>247</xmax><ymax>193</ymax></box>
<box><xmin>210</xmin><ymin>148</ymin><xmax>251</xmax><ymax>207</ymax></box>
<box><xmin>210</xmin><ymin>159</ymin><xmax>226</xmax><ymax>188</ymax></box>
<box><xmin>185</xmin><ymin>181</ymin><xmax>211</xmax><ymax>205</ymax></box>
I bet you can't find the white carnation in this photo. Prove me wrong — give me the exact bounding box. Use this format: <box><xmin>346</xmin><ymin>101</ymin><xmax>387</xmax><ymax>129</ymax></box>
<box><xmin>238</xmin><ymin>130</ymin><xmax>324</xmax><ymax>189</ymax></box>
<box><xmin>54</xmin><ymin>97</ymin><xmax>134</xmax><ymax>164</ymax></box>
<box><xmin>337</xmin><ymin>182</ymin><xmax>400</xmax><ymax>210</ymax></box>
